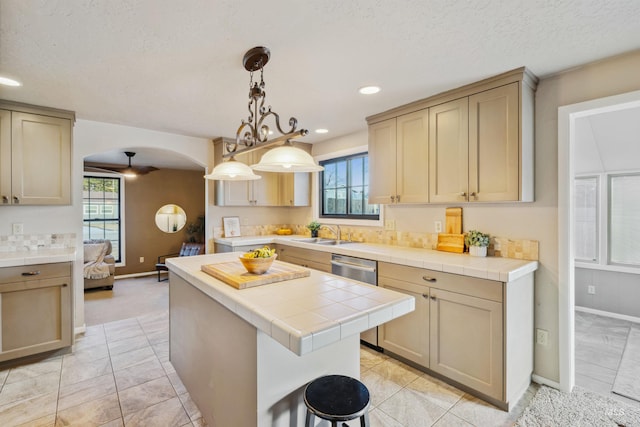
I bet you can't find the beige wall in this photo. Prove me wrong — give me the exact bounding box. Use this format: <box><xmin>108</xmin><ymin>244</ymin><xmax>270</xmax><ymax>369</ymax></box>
<box><xmin>118</xmin><ymin>168</ymin><xmax>205</xmax><ymax>276</ymax></box>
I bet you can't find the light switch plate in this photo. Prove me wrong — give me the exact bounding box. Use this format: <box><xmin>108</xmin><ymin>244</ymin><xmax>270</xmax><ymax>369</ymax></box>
<box><xmin>12</xmin><ymin>223</ymin><xmax>24</xmax><ymax>235</ymax></box>
<box><xmin>384</xmin><ymin>220</ymin><xmax>396</xmax><ymax>231</ymax></box>
<box><xmin>434</xmin><ymin>221</ymin><xmax>442</xmax><ymax>233</ymax></box>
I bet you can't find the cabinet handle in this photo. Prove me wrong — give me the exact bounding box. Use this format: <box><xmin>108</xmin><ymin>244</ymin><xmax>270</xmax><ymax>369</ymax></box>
<box><xmin>422</xmin><ymin>293</ymin><xmax>429</xmax><ymax>299</ymax></box>
<box><xmin>390</xmin><ymin>196</ymin><xmax>395</xmax><ymax>202</ymax></box>
<box><xmin>2</xmin><ymin>195</ymin><xmax>8</xmax><ymax>204</ymax></box>
<box><xmin>470</xmin><ymin>192</ymin><xmax>477</xmax><ymax>200</ymax></box>
<box><xmin>62</xmin><ymin>283</ymin><xmax>68</xmax><ymax>287</ymax></box>
<box><xmin>422</xmin><ymin>276</ymin><xmax>436</xmax><ymax>282</ymax></box>
<box><xmin>460</xmin><ymin>192</ymin><xmax>467</xmax><ymax>198</ymax></box>
<box><xmin>430</xmin><ymin>295</ymin><xmax>436</xmax><ymax>300</ymax></box>
<box><xmin>13</xmin><ymin>196</ymin><xmax>20</xmax><ymax>204</ymax></box>
<box><xmin>22</xmin><ymin>271</ymin><xmax>41</xmax><ymax>276</ymax></box>
<box><xmin>396</xmin><ymin>195</ymin><xmax>400</xmax><ymax>202</ymax></box>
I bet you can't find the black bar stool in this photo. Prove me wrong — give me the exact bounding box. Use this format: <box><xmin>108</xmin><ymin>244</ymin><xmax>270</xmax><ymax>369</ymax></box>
<box><xmin>303</xmin><ymin>374</ymin><xmax>371</xmax><ymax>427</ymax></box>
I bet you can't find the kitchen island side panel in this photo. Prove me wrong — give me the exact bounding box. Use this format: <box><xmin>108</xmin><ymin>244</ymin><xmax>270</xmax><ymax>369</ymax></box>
<box><xmin>169</xmin><ymin>271</ymin><xmax>258</xmax><ymax>427</ymax></box>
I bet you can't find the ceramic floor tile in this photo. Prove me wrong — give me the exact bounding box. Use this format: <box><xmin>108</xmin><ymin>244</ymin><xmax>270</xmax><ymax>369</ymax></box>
<box><xmin>5</xmin><ymin>357</ymin><xmax>63</xmax><ymax>384</ymax></box>
<box><xmin>118</xmin><ymin>376</ymin><xmax>177</xmax><ymax>416</ymax></box>
<box><xmin>192</xmin><ymin>418</ymin><xmax>208</xmax><ymax>427</ymax></box>
<box><xmin>57</xmin><ymin>373</ymin><xmax>117</xmax><ymax>412</ymax></box>
<box><xmin>0</xmin><ymin>371</ymin><xmax>60</xmax><ymax>406</ymax></box>
<box><xmin>54</xmin><ymin>392</ymin><xmax>122</xmax><ymax>426</ymax></box>
<box><xmin>167</xmin><ymin>371</ymin><xmax>188</xmax><ymax>395</ymax></box>
<box><xmin>368</xmin><ymin>407</ymin><xmax>405</xmax><ymax>427</ymax></box>
<box><xmin>0</xmin><ymin>367</ymin><xmax>10</xmax><ymax>388</ymax></box>
<box><xmin>152</xmin><ymin>341</ymin><xmax>170</xmax><ymax>362</ymax></box>
<box><xmin>145</xmin><ymin>328</ymin><xmax>170</xmax><ymax>345</ymax></box>
<box><xmin>404</xmin><ymin>374</ymin><xmax>465</xmax><ymax>411</ymax></box>
<box><xmin>178</xmin><ymin>392</ymin><xmax>202</xmax><ymax>421</ymax></box>
<box><xmin>0</xmin><ymin>390</ymin><xmax>58</xmax><ymax>426</ymax></box>
<box><xmin>377</xmin><ymin>386</ymin><xmax>448</xmax><ymax>427</ymax></box>
<box><xmin>60</xmin><ymin>356</ymin><xmax>112</xmax><ymax>387</ymax></box>
<box><xmin>369</xmin><ymin>357</ymin><xmax>422</xmax><ymax>388</ymax></box>
<box><xmin>64</xmin><ymin>342</ymin><xmax>110</xmax><ymax>364</ymax></box>
<box><xmin>104</xmin><ymin>324</ymin><xmax>146</xmax><ymax>343</ymax></box>
<box><xmin>360</xmin><ymin>346</ymin><xmax>388</xmax><ymax>371</ymax></box>
<box><xmin>361</xmin><ymin>369</ymin><xmax>403</xmax><ymax>408</ymax></box>
<box><xmin>431</xmin><ymin>412</ymin><xmax>474</xmax><ymax>427</ymax></box>
<box><xmin>113</xmin><ymin>357</ymin><xmax>166</xmax><ymax>391</ymax></box>
<box><xmin>110</xmin><ymin>346</ymin><xmax>158</xmax><ymax>372</ymax></box>
<box><xmin>449</xmin><ymin>393</ymin><xmax>516</xmax><ymax>427</ymax></box>
<box><xmin>575</xmin><ymin>358</ymin><xmax>617</xmax><ymax>384</ymax></box>
<box><xmin>108</xmin><ymin>335</ymin><xmax>151</xmax><ymax>356</ymax></box>
<box><xmin>15</xmin><ymin>413</ymin><xmax>57</xmax><ymax>427</ymax></box>
<box><xmin>575</xmin><ymin>341</ymin><xmax>623</xmax><ymax>371</ymax></box>
<box><xmin>123</xmin><ymin>396</ymin><xmax>190</xmax><ymax>427</ymax></box>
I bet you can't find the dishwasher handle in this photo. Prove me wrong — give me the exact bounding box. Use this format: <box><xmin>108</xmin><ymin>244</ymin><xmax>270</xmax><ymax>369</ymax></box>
<box><xmin>330</xmin><ymin>260</ymin><xmax>376</xmax><ymax>273</ymax></box>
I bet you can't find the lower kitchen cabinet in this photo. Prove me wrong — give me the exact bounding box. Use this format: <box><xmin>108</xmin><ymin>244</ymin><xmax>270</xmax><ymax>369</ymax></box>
<box><xmin>378</xmin><ymin>261</ymin><xmax>532</xmax><ymax>410</ymax></box>
<box><xmin>0</xmin><ymin>262</ymin><xmax>73</xmax><ymax>363</ymax></box>
<box><xmin>275</xmin><ymin>244</ymin><xmax>331</xmax><ymax>273</ymax></box>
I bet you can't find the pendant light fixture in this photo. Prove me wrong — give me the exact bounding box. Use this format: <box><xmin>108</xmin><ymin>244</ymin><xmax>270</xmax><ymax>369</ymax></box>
<box><xmin>121</xmin><ymin>152</ymin><xmax>138</xmax><ymax>178</ymax></box>
<box><xmin>206</xmin><ymin>46</ymin><xmax>323</xmax><ymax>181</ymax></box>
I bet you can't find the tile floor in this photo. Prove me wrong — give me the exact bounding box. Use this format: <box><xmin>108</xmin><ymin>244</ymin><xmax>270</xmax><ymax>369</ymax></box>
<box><xmin>575</xmin><ymin>310</ymin><xmax>640</xmax><ymax>409</ymax></box>
<box><xmin>0</xmin><ymin>308</ymin><xmax>539</xmax><ymax>427</ymax></box>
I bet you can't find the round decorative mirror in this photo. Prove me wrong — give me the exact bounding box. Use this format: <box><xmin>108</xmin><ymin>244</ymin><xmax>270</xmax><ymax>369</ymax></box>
<box><xmin>155</xmin><ymin>204</ymin><xmax>187</xmax><ymax>233</ymax></box>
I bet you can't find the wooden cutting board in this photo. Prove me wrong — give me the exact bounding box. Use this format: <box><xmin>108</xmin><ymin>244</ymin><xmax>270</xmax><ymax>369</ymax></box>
<box><xmin>201</xmin><ymin>260</ymin><xmax>310</xmax><ymax>289</ymax></box>
<box><xmin>445</xmin><ymin>207</ymin><xmax>463</xmax><ymax>234</ymax></box>
<box><xmin>437</xmin><ymin>233</ymin><xmax>465</xmax><ymax>253</ymax></box>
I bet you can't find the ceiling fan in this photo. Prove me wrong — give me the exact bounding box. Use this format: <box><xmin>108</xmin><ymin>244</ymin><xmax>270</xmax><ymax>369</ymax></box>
<box><xmin>84</xmin><ymin>151</ymin><xmax>159</xmax><ymax>177</ymax></box>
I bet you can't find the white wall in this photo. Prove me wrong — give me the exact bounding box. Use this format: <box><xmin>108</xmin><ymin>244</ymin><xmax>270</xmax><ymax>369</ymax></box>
<box><xmin>0</xmin><ymin>120</ymin><xmax>210</xmax><ymax>332</ymax></box>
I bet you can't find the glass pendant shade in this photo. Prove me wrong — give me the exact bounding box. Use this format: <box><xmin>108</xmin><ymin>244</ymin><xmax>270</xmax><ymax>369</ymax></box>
<box><xmin>204</xmin><ymin>159</ymin><xmax>261</xmax><ymax>181</ymax></box>
<box><xmin>251</xmin><ymin>145</ymin><xmax>323</xmax><ymax>172</ymax></box>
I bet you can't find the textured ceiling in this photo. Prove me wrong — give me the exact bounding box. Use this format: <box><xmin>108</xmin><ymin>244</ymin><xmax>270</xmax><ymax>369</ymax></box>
<box><xmin>1</xmin><ymin>0</ymin><xmax>640</xmax><ymax>169</ymax></box>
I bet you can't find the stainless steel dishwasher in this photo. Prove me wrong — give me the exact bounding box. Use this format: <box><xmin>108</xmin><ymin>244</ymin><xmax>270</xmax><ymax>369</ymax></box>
<box><xmin>330</xmin><ymin>254</ymin><xmax>379</xmax><ymax>347</ymax></box>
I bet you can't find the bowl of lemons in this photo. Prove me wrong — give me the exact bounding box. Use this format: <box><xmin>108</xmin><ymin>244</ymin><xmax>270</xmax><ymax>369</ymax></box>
<box><xmin>239</xmin><ymin>246</ymin><xmax>277</xmax><ymax>274</ymax></box>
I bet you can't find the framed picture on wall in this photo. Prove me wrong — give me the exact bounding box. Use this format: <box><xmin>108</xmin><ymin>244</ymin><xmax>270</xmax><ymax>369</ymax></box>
<box><xmin>223</xmin><ymin>216</ymin><xmax>241</xmax><ymax>237</ymax></box>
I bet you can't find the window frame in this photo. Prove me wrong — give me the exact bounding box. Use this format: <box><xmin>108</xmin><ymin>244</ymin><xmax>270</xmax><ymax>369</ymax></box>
<box><xmin>82</xmin><ymin>172</ymin><xmax>126</xmax><ymax>266</ymax></box>
<box><xmin>312</xmin><ymin>145</ymin><xmax>383</xmax><ymax>228</ymax></box>
<box><xmin>318</xmin><ymin>152</ymin><xmax>379</xmax><ymax>221</ymax></box>
<box><xmin>575</xmin><ymin>170</ymin><xmax>640</xmax><ymax>274</ymax></box>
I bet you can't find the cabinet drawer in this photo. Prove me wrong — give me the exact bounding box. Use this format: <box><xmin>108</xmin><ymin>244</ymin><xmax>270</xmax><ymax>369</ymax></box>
<box><xmin>379</xmin><ymin>262</ymin><xmax>502</xmax><ymax>302</ymax></box>
<box><xmin>0</xmin><ymin>262</ymin><xmax>71</xmax><ymax>284</ymax></box>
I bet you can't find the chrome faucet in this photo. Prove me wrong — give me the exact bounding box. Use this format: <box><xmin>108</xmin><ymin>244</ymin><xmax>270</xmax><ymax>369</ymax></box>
<box><xmin>321</xmin><ymin>224</ymin><xmax>341</xmax><ymax>241</ymax></box>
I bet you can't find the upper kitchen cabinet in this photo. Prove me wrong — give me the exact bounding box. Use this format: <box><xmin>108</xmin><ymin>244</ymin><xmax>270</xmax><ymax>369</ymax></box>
<box><xmin>367</xmin><ymin>67</ymin><xmax>537</xmax><ymax>204</ymax></box>
<box><xmin>368</xmin><ymin>109</ymin><xmax>429</xmax><ymax>204</ymax></box>
<box><xmin>0</xmin><ymin>101</ymin><xmax>74</xmax><ymax>206</ymax></box>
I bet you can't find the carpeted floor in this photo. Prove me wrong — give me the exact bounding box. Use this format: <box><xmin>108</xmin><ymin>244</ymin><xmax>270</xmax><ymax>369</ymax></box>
<box><xmin>83</xmin><ymin>274</ymin><xmax>168</xmax><ymax>325</ymax></box>
<box><xmin>516</xmin><ymin>385</ymin><xmax>640</xmax><ymax>427</ymax></box>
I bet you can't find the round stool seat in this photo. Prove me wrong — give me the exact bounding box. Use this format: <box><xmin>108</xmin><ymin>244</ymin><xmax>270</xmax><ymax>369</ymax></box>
<box><xmin>304</xmin><ymin>375</ymin><xmax>370</xmax><ymax>425</ymax></box>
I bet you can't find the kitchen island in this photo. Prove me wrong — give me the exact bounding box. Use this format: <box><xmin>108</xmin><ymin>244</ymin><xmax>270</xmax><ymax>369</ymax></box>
<box><xmin>167</xmin><ymin>252</ymin><xmax>414</xmax><ymax>427</ymax></box>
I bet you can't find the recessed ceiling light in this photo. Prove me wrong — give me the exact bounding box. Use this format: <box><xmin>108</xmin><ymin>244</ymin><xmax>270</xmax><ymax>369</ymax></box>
<box><xmin>0</xmin><ymin>76</ymin><xmax>22</xmax><ymax>87</ymax></box>
<box><xmin>315</xmin><ymin>129</ymin><xmax>329</xmax><ymax>134</ymax></box>
<box><xmin>358</xmin><ymin>86</ymin><xmax>380</xmax><ymax>95</ymax></box>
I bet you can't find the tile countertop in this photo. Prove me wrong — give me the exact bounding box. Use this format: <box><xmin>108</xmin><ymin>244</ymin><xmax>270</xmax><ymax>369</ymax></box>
<box><xmin>214</xmin><ymin>235</ymin><xmax>539</xmax><ymax>283</ymax></box>
<box><xmin>167</xmin><ymin>252</ymin><xmax>415</xmax><ymax>356</ymax></box>
<box><xmin>0</xmin><ymin>247</ymin><xmax>76</xmax><ymax>268</ymax></box>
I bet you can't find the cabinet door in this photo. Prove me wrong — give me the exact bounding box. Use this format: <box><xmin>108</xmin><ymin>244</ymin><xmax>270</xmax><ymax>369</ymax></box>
<box><xmin>430</xmin><ymin>288</ymin><xmax>503</xmax><ymax>400</ymax></box>
<box><xmin>429</xmin><ymin>98</ymin><xmax>469</xmax><ymax>203</ymax></box>
<box><xmin>368</xmin><ymin>118</ymin><xmax>397</xmax><ymax>204</ymax></box>
<box><xmin>11</xmin><ymin>112</ymin><xmax>71</xmax><ymax>205</ymax></box>
<box><xmin>0</xmin><ymin>109</ymin><xmax>10</xmax><ymax>205</ymax></box>
<box><xmin>469</xmin><ymin>82</ymin><xmax>519</xmax><ymax>202</ymax></box>
<box><xmin>0</xmin><ymin>277</ymin><xmax>72</xmax><ymax>362</ymax></box>
<box><xmin>280</xmin><ymin>172</ymin><xmax>310</xmax><ymax>206</ymax></box>
<box><xmin>379</xmin><ymin>278</ymin><xmax>429</xmax><ymax>367</ymax></box>
<box><xmin>396</xmin><ymin>109</ymin><xmax>429</xmax><ymax>203</ymax></box>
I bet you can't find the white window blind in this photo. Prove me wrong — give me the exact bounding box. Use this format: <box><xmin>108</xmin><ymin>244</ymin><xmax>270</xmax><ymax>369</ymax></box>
<box><xmin>609</xmin><ymin>174</ymin><xmax>640</xmax><ymax>266</ymax></box>
<box><xmin>574</xmin><ymin>177</ymin><xmax>598</xmax><ymax>262</ymax></box>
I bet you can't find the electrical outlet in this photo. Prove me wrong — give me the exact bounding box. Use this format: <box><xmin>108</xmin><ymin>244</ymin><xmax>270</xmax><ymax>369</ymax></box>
<box><xmin>536</xmin><ymin>328</ymin><xmax>549</xmax><ymax>346</ymax></box>
<box><xmin>435</xmin><ymin>221</ymin><xmax>442</xmax><ymax>233</ymax></box>
<box><xmin>384</xmin><ymin>220</ymin><xmax>396</xmax><ymax>231</ymax></box>
<box><xmin>12</xmin><ymin>223</ymin><xmax>23</xmax><ymax>235</ymax></box>
<box><xmin>588</xmin><ymin>285</ymin><xmax>595</xmax><ymax>295</ymax></box>
<box><xmin>139</xmin><ymin>257</ymin><xmax>145</xmax><ymax>263</ymax></box>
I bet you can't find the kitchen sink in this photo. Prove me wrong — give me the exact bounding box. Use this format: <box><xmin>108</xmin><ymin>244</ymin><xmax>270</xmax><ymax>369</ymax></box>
<box><xmin>291</xmin><ymin>238</ymin><xmax>358</xmax><ymax>245</ymax></box>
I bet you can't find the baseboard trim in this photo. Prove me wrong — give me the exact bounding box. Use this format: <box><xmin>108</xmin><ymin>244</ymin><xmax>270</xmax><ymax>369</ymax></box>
<box><xmin>532</xmin><ymin>374</ymin><xmax>560</xmax><ymax>390</ymax></box>
<box><xmin>115</xmin><ymin>271</ymin><xmax>159</xmax><ymax>279</ymax></box>
<box><xmin>576</xmin><ymin>306</ymin><xmax>640</xmax><ymax>324</ymax></box>
<box><xmin>74</xmin><ymin>324</ymin><xmax>86</xmax><ymax>335</ymax></box>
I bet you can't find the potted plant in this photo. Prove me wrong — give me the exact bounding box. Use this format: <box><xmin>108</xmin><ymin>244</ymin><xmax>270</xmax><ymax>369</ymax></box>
<box><xmin>306</xmin><ymin>221</ymin><xmax>321</xmax><ymax>238</ymax></box>
<box><xmin>465</xmin><ymin>230</ymin><xmax>490</xmax><ymax>257</ymax></box>
<box><xmin>185</xmin><ymin>215</ymin><xmax>205</xmax><ymax>243</ymax></box>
